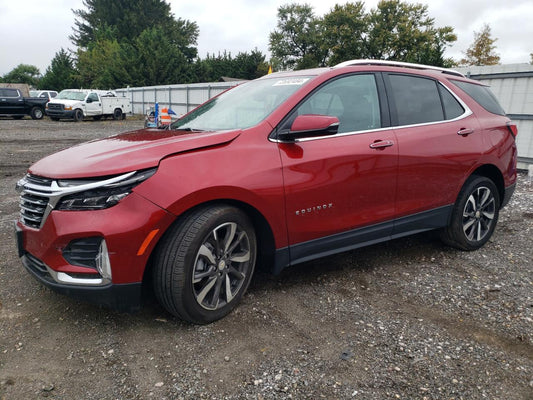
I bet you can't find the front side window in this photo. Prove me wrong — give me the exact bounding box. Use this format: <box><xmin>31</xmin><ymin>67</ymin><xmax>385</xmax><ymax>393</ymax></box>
<box><xmin>293</xmin><ymin>74</ymin><xmax>381</xmax><ymax>134</ymax></box>
<box><xmin>87</xmin><ymin>93</ymin><xmax>99</xmax><ymax>102</ymax></box>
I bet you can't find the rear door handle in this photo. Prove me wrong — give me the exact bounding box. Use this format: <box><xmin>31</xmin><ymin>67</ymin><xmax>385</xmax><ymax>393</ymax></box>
<box><xmin>457</xmin><ymin>128</ymin><xmax>474</xmax><ymax>136</ymax></box>
<box><xmin>369</xmin><ymin>140</ymin><xmax>394</xmax><ymax>149</ymax></box>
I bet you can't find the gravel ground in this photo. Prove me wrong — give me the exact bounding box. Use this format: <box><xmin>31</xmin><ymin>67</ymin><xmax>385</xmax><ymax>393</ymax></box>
<box><xmin>0</xmin><ymin>118</ymin><xmax>532</xmax><ymax>399</ymax></box>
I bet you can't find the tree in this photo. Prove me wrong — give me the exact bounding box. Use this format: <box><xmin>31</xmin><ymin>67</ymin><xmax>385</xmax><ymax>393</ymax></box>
<box><xmin>2</xmin><ymin>64</ymin><xmax>41</xmax><ymax>86</ymax></box>
<box><xmin>365</xmin><ymin>0</ymin><xmax>456</xmax><ymax>66</ymax></box>
<box><xmin>39</xmin><ymin>49</ymin><xmax>79</xmax><ymax>91</ymax></box>
<box><xmin>460</xmin><ymin>24</ymin><xmax>500</xmax><ymax>66</ymax></box>
<box><xmin>271</xmin><ymin>1</ymin><xmax>457</xmax><ymax>70</ymax></box>
<box><xmin>268</xmin><ymin>4</ymin><xmax>327</xmax><ymax>70</ymax></box>
<box><xmin>192</xmin><ymin>50</ymin><xmax>269</xmax><ymax>82</ymax></box>
<box><xmin>71</xmin><ymin>0</ymin><xmax>199</xmax><ymax>87</ymax></box>
<box><xmin>321</xmin><ymin>2</ymin><xmax>368</xmax><ymax>66</ymax></box>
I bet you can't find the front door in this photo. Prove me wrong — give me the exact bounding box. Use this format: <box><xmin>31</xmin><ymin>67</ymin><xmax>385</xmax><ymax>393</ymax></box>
<box><xmin>277</xmin><ymin>73</ymin><xmax>398</xmax><ymax>264</ymax></box>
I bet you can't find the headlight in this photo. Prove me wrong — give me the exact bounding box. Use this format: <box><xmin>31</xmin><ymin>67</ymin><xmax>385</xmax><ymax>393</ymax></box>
<box><xmin>55</xmin><ymin>168</ymin><xmax>156</xmax><ymax>211</ymax></box>
<box><xmin>64</xmin><ymin>106</ymin><xmax>73</xmax><ymax>110</ymax></box>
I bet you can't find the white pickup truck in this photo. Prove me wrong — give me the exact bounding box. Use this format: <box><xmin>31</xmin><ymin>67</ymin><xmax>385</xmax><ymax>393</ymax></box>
<box><xmin>46</xmin><ymin>89</ymin><xmax>132</xmax><ymax>121</ymax></box>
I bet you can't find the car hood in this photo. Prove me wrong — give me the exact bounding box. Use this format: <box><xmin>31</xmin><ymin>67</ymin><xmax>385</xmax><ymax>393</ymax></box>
<box><xmin>29</xmin><ymin>128</ymin><xmax>241</xmax><ymax>179</ymax></box>
<box><xmin>48</xmin><ymin>99</ymin><xmax>83</xmax><ymax>106</ymax></box>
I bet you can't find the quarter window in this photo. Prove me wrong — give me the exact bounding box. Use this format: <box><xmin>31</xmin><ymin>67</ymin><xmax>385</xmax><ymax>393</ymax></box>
<box><xmin>295</xmin><ymin>74</ymin><xmax>381</xmax><ymax>134</ymax></box>
<box><xmin>439</xmin><ymin>84</ymin><xmax>464</xmax><ymax>120</ymax></box>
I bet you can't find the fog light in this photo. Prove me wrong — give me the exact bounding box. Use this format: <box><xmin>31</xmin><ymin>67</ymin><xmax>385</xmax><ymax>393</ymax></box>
<box><xmin>95</xmin><ymin>239</ymin><xmax>112</xmax><ymax>281</ymax></box>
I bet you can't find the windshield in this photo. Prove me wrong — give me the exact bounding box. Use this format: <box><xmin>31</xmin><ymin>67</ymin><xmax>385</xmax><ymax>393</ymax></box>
<box><xmin>172</xmin><ymin>76</ymin><xmax>314</xmax><ymax>131</ymax></box>
<box><xmin>57</xmin><ymin>90</ymin><xmax>87</xmax><ymax>101</ymax></box>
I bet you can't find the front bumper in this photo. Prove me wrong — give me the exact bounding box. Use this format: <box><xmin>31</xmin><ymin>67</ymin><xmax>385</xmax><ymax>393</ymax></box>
<box><xmin>21</xmin><ymin>252</ymin><xmax>142</xmax><ymax>312</ymax></box>
<box><xmin>15</xmin><ymin>192</ymin><xmax>176</xmax><ymax>312</ymax></box>
<box><xmin>45</xmin><ymin>109</ymin><xmax>75</xmax><ymax>119</ymax></box>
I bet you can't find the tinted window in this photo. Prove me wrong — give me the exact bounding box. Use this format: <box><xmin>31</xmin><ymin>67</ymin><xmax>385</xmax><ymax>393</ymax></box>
<box><xmin>439</xmin><ymin>84</ymin><xmax>464</xmax><ymax>120</ymax></box>
<box><xmin>295</xmin><ymin>74</ymin><xmax>381</xmax><ymax>133</ymax></box>
<box><xmin>452</xmin><ymin>80</ymin><xmax>505</xmax><ymax>116</ymax></box>
<box><xmin>1</xmin><ymin>89</ymin><xmax>19</xmax><ymax>97</ymax></box>
<box><xmin>87</xmin><ymin>93</ymin><xmax>99</xmax><ymax>102</ymax></box>
<box><xmin>389</xmin><ymin>74</ymin><xmax>443</xmax><ymax>125</ymax></box>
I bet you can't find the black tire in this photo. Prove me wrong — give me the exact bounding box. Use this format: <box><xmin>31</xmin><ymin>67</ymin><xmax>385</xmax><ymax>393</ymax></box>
<box><xmin>73</xmin><ymin>109</ymin><xmax>83</xmax><ymax>122</ymax></box>
<box><xmin>153</xmin><ymin>205</ymin><xmax>257</xmax><ymax>324</ymax></box>
<box><xmin>30</xmin><ymin>106</ymin><xmax>44</xmax><ymax>120</ymax></box>
<box><xmin>441</xmin><ymin>175</ymin><xmax>500</xmax><ymax>251</ymax></box>
<box><xmin>112</xmin><ymin>108</ymin><xmax>122</xmax><ymax>120</ymax></box>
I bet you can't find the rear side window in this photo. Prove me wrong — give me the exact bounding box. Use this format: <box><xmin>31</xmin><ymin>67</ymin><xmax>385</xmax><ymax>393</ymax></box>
<box><xmin>388</xmin><ymin>75</ymin><xmax>444</xmax><ymax>125</ymax></box>
<box><xmin>452</xmin><ymin>80</ymin><xmax>505</xmax><ymax>116</ymax></box>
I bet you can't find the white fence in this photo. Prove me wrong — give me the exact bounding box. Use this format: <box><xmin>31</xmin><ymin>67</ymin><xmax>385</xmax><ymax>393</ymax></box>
<box><xmin>115</xmin><ymin>81</ymin><xmax>244</xmax><ymax>117</ymax></box>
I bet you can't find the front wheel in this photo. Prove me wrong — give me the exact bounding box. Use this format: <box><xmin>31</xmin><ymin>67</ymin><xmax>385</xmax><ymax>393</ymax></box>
<box><xmin>73</xmin><ymin>109</ymin><xmax>83</xmax><ymax>122</ymax></box>
<box><xmin>441</xmin><ymin>175</ymin><xmax>500</xmax><ymax>251</ymax></box>
<box><xmin>30</xmin><ymin>106</ymin><xmax>44</xmax><ymax>120</ymax></box>
<box><xmin>153</xmin><ymin>205</ymin><xmax>257</xmax><ymax>324</ymax></box>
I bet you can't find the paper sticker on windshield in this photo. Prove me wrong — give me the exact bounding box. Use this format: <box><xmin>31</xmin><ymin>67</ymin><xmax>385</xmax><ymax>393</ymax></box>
<box><xmin>273</xmin><ymin>78</ymin><xmax>310</xmax><ymax>86</ymax></box>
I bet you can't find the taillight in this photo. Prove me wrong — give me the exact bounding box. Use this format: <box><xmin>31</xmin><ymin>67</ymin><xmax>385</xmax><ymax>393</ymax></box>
<box><xmin>507</xmin><ymin>122</ymin><xmax>518</xmax><ymax>138</ymax></box>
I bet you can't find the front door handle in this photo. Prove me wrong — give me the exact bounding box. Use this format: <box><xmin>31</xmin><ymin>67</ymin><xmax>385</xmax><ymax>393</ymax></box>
<box><xmin>457</xmin><ymin>128</ymin><xmax>474</xmax><ymax>136</ymax></box>
<box><xmin>369</xmin><ymin>140</ymin><xmax>394</xmax><ymax>149</ymax></box>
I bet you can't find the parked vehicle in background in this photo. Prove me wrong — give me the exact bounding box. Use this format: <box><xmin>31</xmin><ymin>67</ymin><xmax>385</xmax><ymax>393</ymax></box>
<box><xmin>45</xmin><ymin>89</ymin><xmax>132</xmax><ymax>121</ymax></box>
<box><xmin>15</xmin><ymin>60</ymin><xmax>517</xmax><ymax>324</ymax></box>
<box><xmin>29</xmin><ymin>90</ymin><xmax>58</xmax><ymax>102</ymax></box>
<box><xmin>0</xmin><ymin>88</ymin><xmax>47</xmax><ymax>119</ymax></box>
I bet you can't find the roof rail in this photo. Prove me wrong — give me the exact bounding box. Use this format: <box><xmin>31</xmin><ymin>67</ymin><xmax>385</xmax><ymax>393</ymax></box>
<box><xmin>333</xmin><ymin>59</ymin><xmax>465</xmax><ymax>78</ymax></box>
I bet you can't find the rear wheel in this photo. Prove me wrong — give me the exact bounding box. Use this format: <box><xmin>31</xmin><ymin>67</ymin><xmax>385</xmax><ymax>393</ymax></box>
<box><xmin>30</xmin><ymin>106</ymin><xmax>44</xmax><ymax>120</ymax></box>
<box><xmin>113</xmin><ymin>108</ymin><xmax>122</xmax><ymax>120</ymax></box>
<box><xmin>153</xmin><ymin>205</ymin><xmax>257</xmax><ymax>324</ymax></box>
<box><xmin>441</xmin><ymin>175</ymin><xmax>500</xmax><ymax>250</ymax></box>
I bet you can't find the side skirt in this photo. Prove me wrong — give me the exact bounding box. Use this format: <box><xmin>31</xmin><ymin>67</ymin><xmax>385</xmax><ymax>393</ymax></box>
<box><xmin>272</xmin><ymin>205</ymin><xmax>452</xmax><ymax>274</ymax></box>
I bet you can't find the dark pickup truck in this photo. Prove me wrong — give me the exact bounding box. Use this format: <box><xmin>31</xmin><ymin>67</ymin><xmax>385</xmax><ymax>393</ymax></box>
<box><xmin>0</xmin><ymin>88</ymin><xmax>48</xmax><ymax>119</ymax></box>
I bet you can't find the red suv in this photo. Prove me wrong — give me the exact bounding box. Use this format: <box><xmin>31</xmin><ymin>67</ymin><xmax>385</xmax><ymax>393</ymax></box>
<box><xmin>15</xmin><ymin>60</ymin><xmax>518</xmax><ymax>323</ymax></box>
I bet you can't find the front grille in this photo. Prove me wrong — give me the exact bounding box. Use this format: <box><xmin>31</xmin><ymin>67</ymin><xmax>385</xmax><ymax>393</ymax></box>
<box><xmin>18</xmin><ymin>174</ymin><xmax>52</xmax><ymax>229</ymax></box>
<box><xmin>47</xmin><ymin>103</ymin><xmax>64</xmax><ymax>111</ymax></box>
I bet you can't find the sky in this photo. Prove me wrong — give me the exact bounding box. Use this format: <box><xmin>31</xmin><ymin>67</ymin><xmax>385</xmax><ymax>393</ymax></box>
<box><xmin>0</xmin><ymin>0</ymin><xmax>532</xmax><ymax>76</ymax></box>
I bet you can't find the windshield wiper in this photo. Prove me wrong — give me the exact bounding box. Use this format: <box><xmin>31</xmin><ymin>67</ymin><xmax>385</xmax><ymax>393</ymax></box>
<box><xmin>171</xmin><ymin>127</ymin><xmax>205</xmax><ymax>132</ymax></box>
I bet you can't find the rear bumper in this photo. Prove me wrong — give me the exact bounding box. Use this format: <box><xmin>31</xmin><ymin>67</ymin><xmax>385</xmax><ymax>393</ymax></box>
<box><xmin>501</xmin><ymin>183</ymin><xmax>516</xmax><ymax>208</ymax></box>
<box><xmin>21</xmin><ymin>252</ymin><xmax>143</xmax><ymax>313</ymax></box>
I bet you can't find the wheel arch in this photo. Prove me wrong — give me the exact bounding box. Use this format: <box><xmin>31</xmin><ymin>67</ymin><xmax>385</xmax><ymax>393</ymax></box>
<box><xmin>469</xmin><ymin>164</ymin><xmax>505</xmax><ymax>208</ymax></box>
<box><xmin>141</xmin><ymin>199</ymin><xmax>277</xmax><ymax>287</ymax></box>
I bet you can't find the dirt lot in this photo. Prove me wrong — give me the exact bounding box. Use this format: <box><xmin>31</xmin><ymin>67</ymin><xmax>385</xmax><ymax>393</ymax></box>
<box><xmin>0</xmin><ymin>118</ymin><xmax>532</xmax><ymax>400</ymax></box>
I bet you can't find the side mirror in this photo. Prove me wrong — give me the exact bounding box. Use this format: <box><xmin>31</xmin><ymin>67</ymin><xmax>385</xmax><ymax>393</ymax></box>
<box><xmin>279</xmin><ymin>114</ymin><xmax>339</xmax><ymax>141</ymax></box>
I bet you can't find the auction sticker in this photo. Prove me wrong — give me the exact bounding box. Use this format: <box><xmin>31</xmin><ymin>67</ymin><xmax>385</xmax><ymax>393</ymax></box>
<box><xmin>273</xmin><ymin>78</ymin><xmax>310</xmax><ymax>86</ymax></box>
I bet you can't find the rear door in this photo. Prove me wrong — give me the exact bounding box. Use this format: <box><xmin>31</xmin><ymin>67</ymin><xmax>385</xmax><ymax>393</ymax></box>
<box><xmin>384</xmin><ymin>73</ymin><xmax>481</xmax><ymax>233</ymax></box>
<box><xmin>277</xmin><ymin>73</ymin><xmax>398</xmax><ymax>263</ymax></box>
